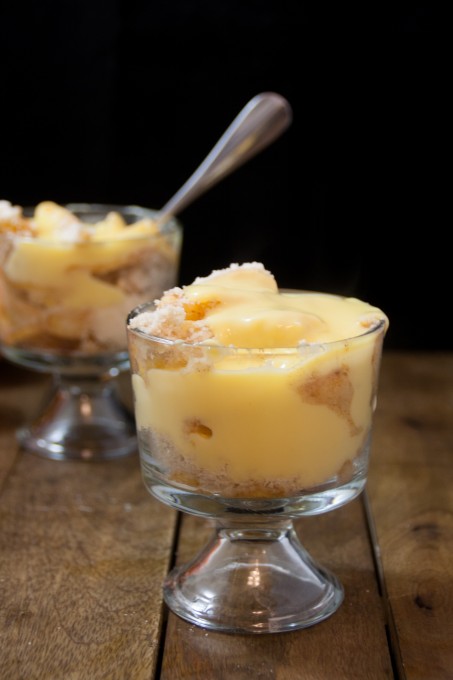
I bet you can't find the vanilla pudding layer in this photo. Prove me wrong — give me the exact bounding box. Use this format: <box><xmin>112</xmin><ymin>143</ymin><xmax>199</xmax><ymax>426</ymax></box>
<box><xmin>128</xmin><ymin>263</ymin><xmax>388</xmax><ymax>497</ymax></box>
<box><xmin>0</xmin><ymin>201</ymin><xmax>181</xmax><ymax>353</ymax></box>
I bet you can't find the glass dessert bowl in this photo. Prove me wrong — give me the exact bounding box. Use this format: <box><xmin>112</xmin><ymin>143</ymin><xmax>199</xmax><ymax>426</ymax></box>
<box><xmin>0</xmin><ymin>200</ymin><xmax>182</xmax><ymax>460</ymax></box>
<box><xmin>127</xmin><ymin>263</ymin><xmax>388</xmax><ymax>633</ymax></box>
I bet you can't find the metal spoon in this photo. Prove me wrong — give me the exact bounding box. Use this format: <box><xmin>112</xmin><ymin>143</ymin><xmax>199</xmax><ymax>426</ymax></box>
<box><xmin>156</xmin><ymin>92</ymin><xmax>292</xmax><ymax>228</ymax></box>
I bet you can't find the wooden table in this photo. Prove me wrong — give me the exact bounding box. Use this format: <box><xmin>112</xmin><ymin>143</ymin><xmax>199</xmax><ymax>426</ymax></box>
<box><xmin>0</xmin><ymin>352</ymin><xmax>452</xmax><ymax>679</ymax></box>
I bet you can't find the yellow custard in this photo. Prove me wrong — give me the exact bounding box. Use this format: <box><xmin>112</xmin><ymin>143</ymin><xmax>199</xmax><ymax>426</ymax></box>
<box><xmin>128</xmin><ymin>263</ymin><xmax>388</xmax><ymax>496</ymax></box>
<box><xmin>0</xmin><ymin>200</ymin><xmax>181</xmax><ymax>352</ymax></box>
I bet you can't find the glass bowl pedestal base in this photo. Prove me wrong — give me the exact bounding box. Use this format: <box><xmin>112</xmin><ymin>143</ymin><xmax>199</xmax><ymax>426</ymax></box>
<box><xmin>164</xmin><ymin>517</ymin><xmax>343</xmax><ymax>634</ymax></box>
<box><xmin>2</xmin><ymin>344</ymin><xmax>136</xmax><ymax>461</ymax></box>
<box><xmin>17</xmin><ymin>372</ymin><xmax>136</xmax><ymax>461</ymax></box>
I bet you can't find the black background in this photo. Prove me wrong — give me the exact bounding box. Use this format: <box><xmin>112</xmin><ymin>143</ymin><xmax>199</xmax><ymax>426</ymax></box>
<box><xmin>0</xmin><ymin>3</ymin><xmax>448</xmax><ymax>349</ymax></box>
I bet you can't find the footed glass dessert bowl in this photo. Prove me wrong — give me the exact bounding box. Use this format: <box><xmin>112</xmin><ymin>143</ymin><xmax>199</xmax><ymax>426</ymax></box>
<box><xmin>0</xmin><ymin>200</ymin><xmax>182</xmax><ymax>460</ymax></box>
<box><xmin>126</xmin><ymin>263</ymin><xmax>388</xmax><ymax>633</ymax></box>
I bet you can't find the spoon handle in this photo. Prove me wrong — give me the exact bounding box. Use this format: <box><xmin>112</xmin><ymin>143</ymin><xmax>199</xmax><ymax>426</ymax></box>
<box><xmin>157</xmin><ymin>92</ymin><xmax>292</xmax><ymax>225</ymax></box>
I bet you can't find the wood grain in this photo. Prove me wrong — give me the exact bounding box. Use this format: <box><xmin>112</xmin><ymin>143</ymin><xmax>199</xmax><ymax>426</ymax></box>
<box><xmin>368</xmin><ymin>352</ymin><xmax>453</xmax><ymax>679</ymax></box>
<box><xmin>0</xmin><ymin>363</ymin><xmax>177</xmax><ymax>680</ymax></box>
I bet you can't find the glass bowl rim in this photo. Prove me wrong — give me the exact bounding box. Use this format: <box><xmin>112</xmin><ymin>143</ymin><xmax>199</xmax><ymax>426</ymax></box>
<box><xmin>126</xmin><ymin>297</ymin><xmax>388</xmax><ymax>353</ymax></box>
<box><xmin>13</xmin><ymin>202</ymin><xmax>182</xmax><ymax>243</ymax></box>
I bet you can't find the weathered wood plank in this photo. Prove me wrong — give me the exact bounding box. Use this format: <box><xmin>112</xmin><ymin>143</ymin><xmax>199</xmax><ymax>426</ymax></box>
<box><xmin>369</xmin><ymin>352</ymin><xmax>453</xmax><ymax>679</ymax></box>
<box><xmin>161</xmin><ymin>497</ymin><xmax>393</xmax><ymax>680</ymax></box>
<box><xmin>0</xmin><ymin>364</ymin><xmax>177</xmax><ymax>680</ymax></box>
